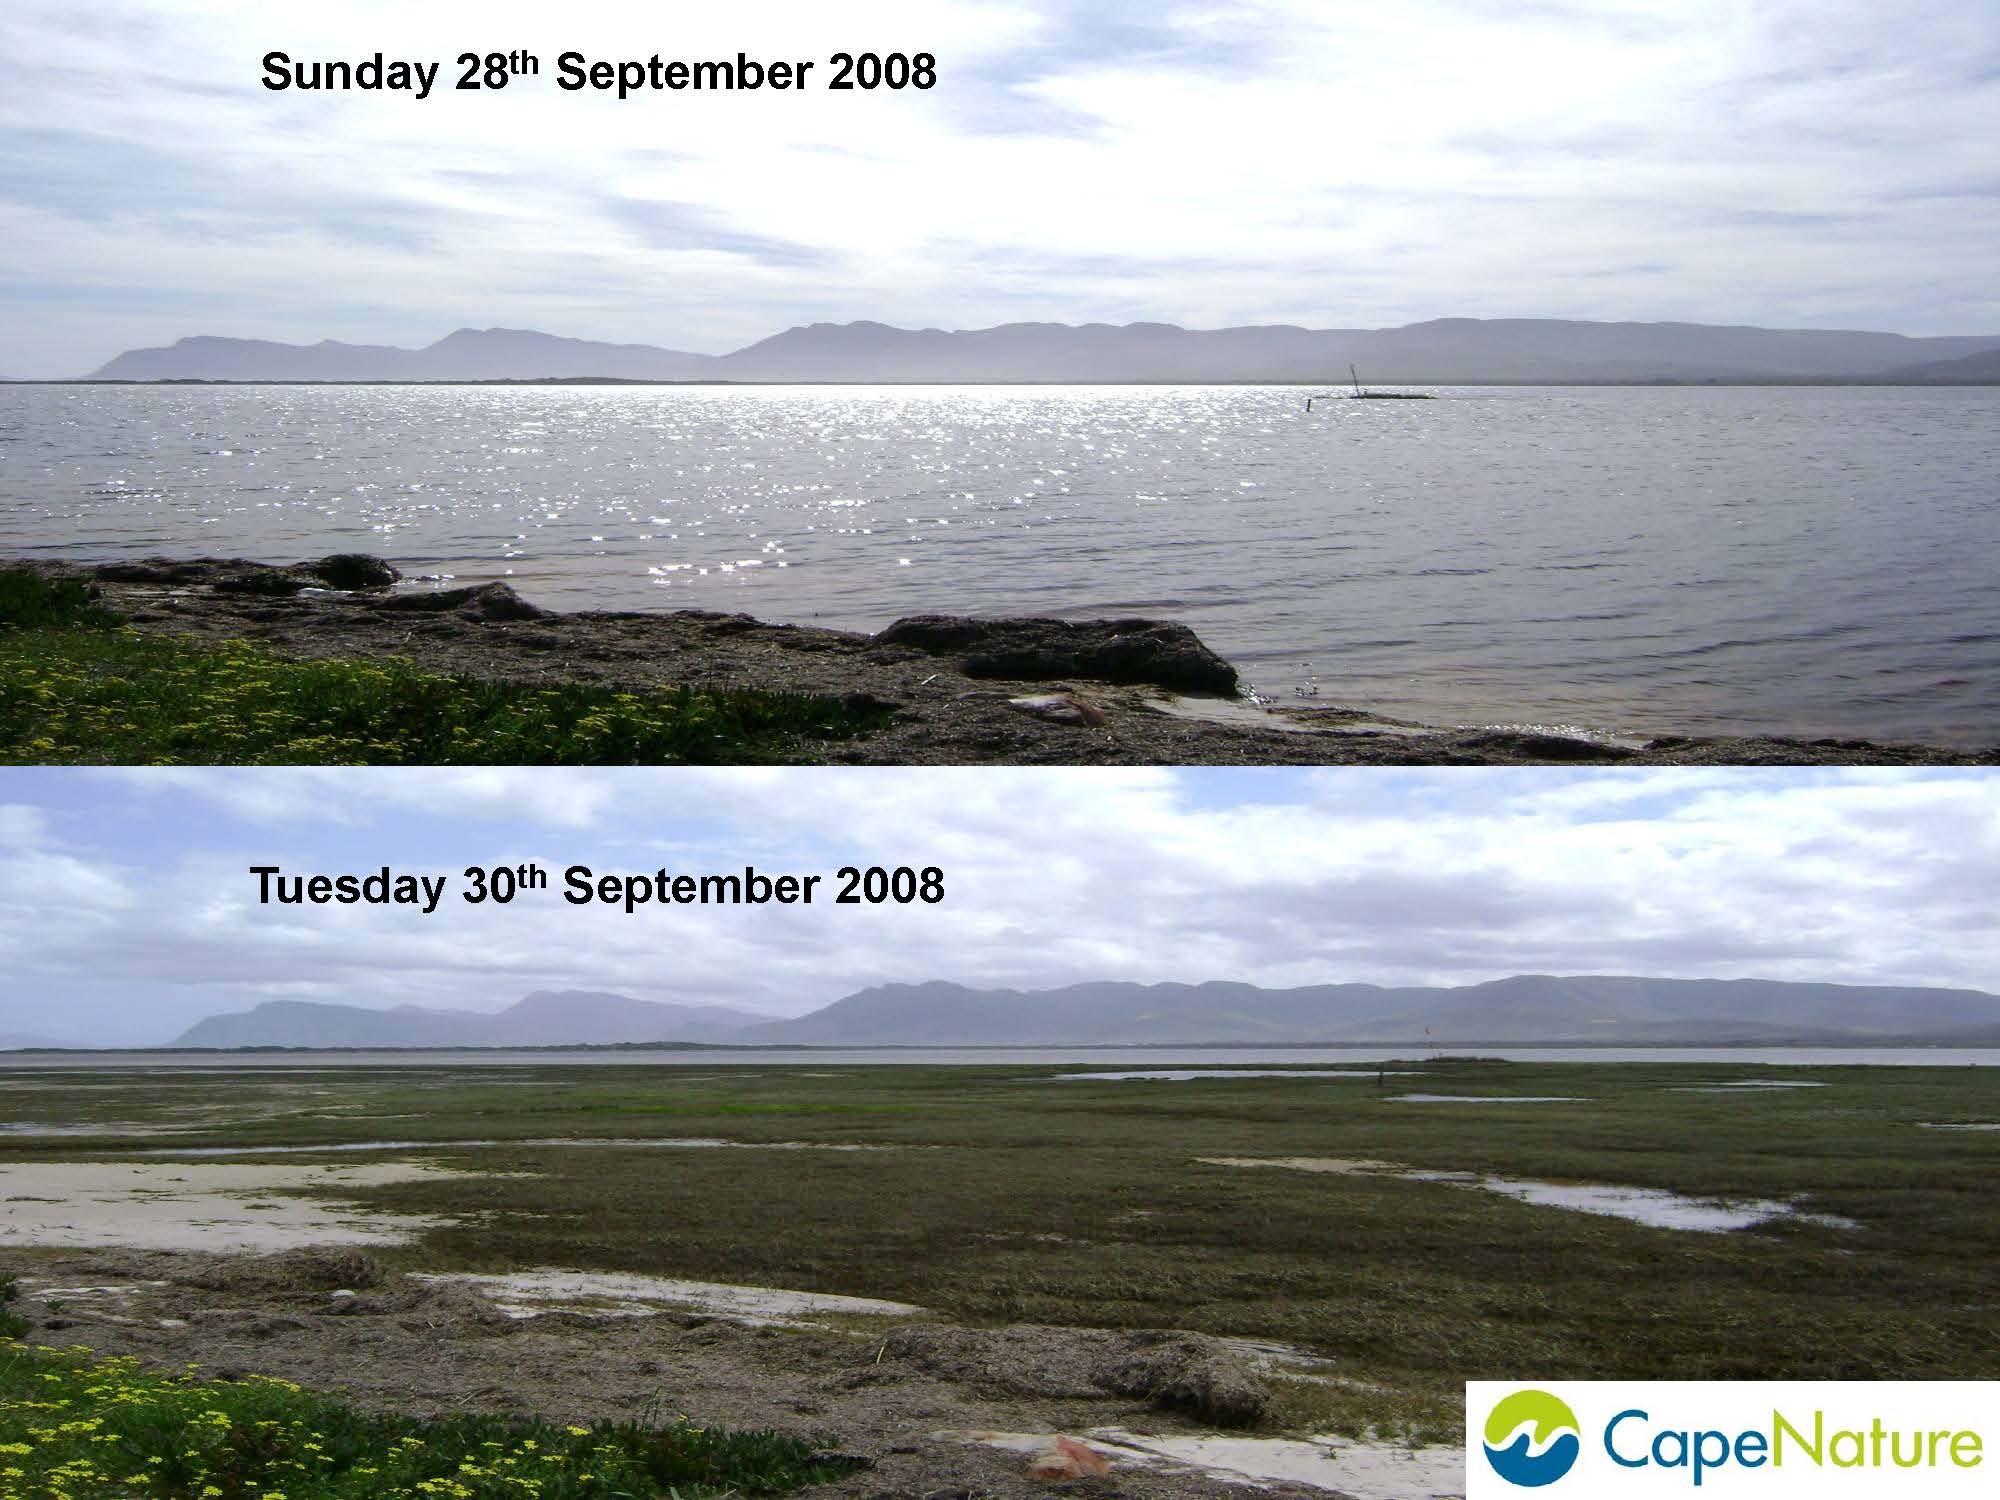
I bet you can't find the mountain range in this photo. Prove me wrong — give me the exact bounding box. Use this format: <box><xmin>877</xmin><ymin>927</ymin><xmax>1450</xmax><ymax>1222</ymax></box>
<box><xmin>171</xmin><ymin>990</ymin><xmax>767</xmax><ymax>1049</ymax></box>
<box><xmin>162</xmin><ymin>975</ymin><xmax>2000</xmax><ymax>1050</ymax></box>
<box><xmin>82</xmin><ymin>318</ymin><xmax>2000</xmax><ymax>385</ymax></box>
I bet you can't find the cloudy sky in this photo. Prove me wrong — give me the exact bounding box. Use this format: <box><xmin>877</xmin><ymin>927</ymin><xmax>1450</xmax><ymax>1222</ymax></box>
<box><xmin>1</xmin><ymin>766</ymin><xmax>1994</xmax><ymax>1045</ymax></box>
<box><xmin>1</xmin><ymin>0</ymin><xmax>1995</xmax><ymax>374</ymax></box>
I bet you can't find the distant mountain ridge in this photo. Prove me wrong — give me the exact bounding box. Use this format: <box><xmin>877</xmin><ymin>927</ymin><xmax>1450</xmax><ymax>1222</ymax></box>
<box><xmin>93</xmin><ymin>329</ymin><xmax>712</xmax><ymax>383</ymax></box>
<box><xmin>86</xmin><ymin>318</ymin><xmax>2000</xmax><ymax>384</ymax></box>
<box><xmin>168</xmin><ymin>974</ymin><xmax>2000</xmax><ymax>1049</ymax></box>
<box><xmin>1882</xmin><ymin>346</ymin><xmax>2000</xmax><ymax>381</ymax></box>
<box><xmin>171</xmin><ymin>990</ymin><xmax>767</xmax><ymax>1049</ymax></box>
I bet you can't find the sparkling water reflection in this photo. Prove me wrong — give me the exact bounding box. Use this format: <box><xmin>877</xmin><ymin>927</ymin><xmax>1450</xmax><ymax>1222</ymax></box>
<box><xmin>3</xmin><ymin>382</ymin><xmax>1995</xmax><ymax>740</ymax></box>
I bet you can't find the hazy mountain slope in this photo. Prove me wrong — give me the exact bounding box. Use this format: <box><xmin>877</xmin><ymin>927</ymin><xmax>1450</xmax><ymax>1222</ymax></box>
<box><xmin>713</xmin><ymin>318</ymin><xmax>2000</xmax><ymax>383</ymax></box>
<box><xmin>92</xmin><ymin>337</ymin><xmax>429</xmax><ymax>382</ymax></box>
<box><xmin>745</xmin><ymin>975</ymin><xmax>2000</xmax><ymax>1046</ymax></box>
<box><xmin>407</xmin><ymin>329</ymin><xmax>715</xmax><ymax>381</ymax></box>
<box><xmin>479</xmin><ymin>990</ymin><xmax>763</xmax><ymax>1045</ymax></box>
<box><xmin>170</xmin><ymin>974</ymin><xmax>2000</xmax><ymax>1049</ymax></box>
<box><xmin>172</xmin><ymin>991</ymin><xmax>767</xmax><ymax>1048</ymax></box>
<box><xmin>1880</xmin><ymin>346</ymin><xmax>2000</xmax><ymax>381</ymax></box>
<box><xmin>174</xmin><ymin>1000</ymin><xmax>491</xmax><ymax>1048</ymax></box>
<box><xmin>87</xmin><ymin>318</ymin><xmax>2000</xmax><ymax>383</ymax></box>
<box><xmin>92</xmin><ymin>328</ymin><xmax>714</xmax><ymax>382</ymax></box>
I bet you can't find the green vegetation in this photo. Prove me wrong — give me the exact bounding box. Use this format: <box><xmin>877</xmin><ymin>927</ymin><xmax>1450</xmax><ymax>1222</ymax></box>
<box><xmin>0</xmin><ymin>567</ymin><xmax>887</xmax><ymax>765</ymax></box>
<box><xmin>0</xmin><ymin>1342</ymin><xmax>844</xmax><ymax>1499</ymax></box>
<box><xmin>0</xmin><ymin>1281</ymin><xmax>26</xmax><ymax>1344</ymax></box>
<box><xmin>6</xmin><ymin>1059</ymin><xmax>1998</xmax><ymax>1441</ymax></box>
<box><xmin>0</xmin><ymin>571</ymin><xmax>120</xmax><ymax>631</ymax></box>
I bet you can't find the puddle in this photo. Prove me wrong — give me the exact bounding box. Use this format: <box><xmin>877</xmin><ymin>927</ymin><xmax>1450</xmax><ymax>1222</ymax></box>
<box><xmin>943</xmin><ymin>1429</ymin><xmax>1461</xmax><ymax>1498</ymax></box>
<box><xmin>1054</xmin><ymin>1070</ymin><xmax>1418</xmax><ymax>1083</ymax></box>
<box><xmin>1199</xmin><ymin>1157</ymin><xmax>1855</xmax><ymax>1233</ymax></box>
<box><xmin>0</xmin><ymin>1161</ymin><xmax>481</xmax><ymax>1250</ymax></box>
<box><xmin>417</xmin><ymin>1269</ymin><xmax>924</xmax><ymax>1330</ymax></box>
<box><xmin>1467</xmin><ymin>1178</ymin><xmax>1855</xmax><ymax>1232</ymax></box>
<box><xmin>130</xmin><ymin>1138</ymin><xmax>889</xmax><ymax>1157</ymax></box>
<box><xmin>1389</xmin><ymin>1094</ymin><xmax>1585</xmax><ymax>1103</ymax></box>
<box><xmin>1919</xmin><ymin>1123</ymin><xmax>2000</xmax><ymax>1132</ymax></box>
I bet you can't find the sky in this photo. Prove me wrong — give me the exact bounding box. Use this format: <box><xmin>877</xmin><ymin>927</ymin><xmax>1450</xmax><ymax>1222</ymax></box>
<box><xmin>1</xmin><ymin>766</ymin><xmax>1996</xmax><ymax>1045</ymax></box>
<box><xmin>1</xmin><ymin>0</ymin><xmax>1996</xmax><ymax>375</ymax></box>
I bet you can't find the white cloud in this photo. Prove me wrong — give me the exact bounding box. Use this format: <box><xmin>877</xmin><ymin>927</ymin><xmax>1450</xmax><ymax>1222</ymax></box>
<box><xmin>2</xmin><ymin>768</ymin><xmax>1995</xmax><ymax>1044</ymax></box>
<box><xmin>1</xmin><ymin>0</ymin><xmax>1995</xmax><ymax>372</ymax></box>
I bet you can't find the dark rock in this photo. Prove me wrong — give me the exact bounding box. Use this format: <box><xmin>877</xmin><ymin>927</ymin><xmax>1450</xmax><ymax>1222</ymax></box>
<box><xmin>841</xmin><ymin>691</ymin><xmax>902</xmax><ymax>716</ymax></box>
<box><xmin>306</xmin><ymin>553</ymin><xmax>400</xmax><ymax>589</ymax></box>
<box><xmin>809</xmin><ymin>1450</ymin><xmax>876</xmax><ymax>1472</ymax></box>
<box><xmin>1454</xmin><ymin>730</ymin><xmax>1635</xmax><ymax>762</ymax></box>
<box><xmin>210</xmin><ymin>568</ymin><xmax>308</xmax><ymax>597</ymax></box>
<box><xmin>877</xmin><ymin>615</ymin><xmax>1237</xmax><ymax>696</ymax></box>
<box><xmin>694</xmin><ymin>612</ymin><xmax>771</xmax><ymax>637</ymax></box>
<box><xmin>94</xmin><ymin>558</ymin><xmax>216</xmax><ymax>584</ymax></box>
<box><xmin>371</xmin><ymin>582</ymin><xmax>543</xmax><ymax>622</ymax></box>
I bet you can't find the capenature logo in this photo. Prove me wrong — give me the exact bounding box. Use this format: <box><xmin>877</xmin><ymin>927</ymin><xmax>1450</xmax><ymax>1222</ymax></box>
<box><xmin>1483</xmin><ymin>1389</ymin><xmax>1583</xmax><ymax>1487</ymax></box>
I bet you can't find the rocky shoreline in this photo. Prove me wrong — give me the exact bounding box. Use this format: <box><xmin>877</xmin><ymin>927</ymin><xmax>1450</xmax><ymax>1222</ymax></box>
<box><xmin>14</xmin><ymin>555</ymin><xmax>1994</xmax><ymax>766</ymax></box>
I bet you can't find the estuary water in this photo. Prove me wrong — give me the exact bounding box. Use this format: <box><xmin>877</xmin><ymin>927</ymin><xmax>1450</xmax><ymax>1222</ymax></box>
<box><xmin>2</xmin><ymin>382</ymin><xmax>1995</xmax><ymax>741</ymax></box>
<box><xmin>3</xmin><ymin>1047</ymin><xmax>1996</xmax><ymax>1070</ymax></box>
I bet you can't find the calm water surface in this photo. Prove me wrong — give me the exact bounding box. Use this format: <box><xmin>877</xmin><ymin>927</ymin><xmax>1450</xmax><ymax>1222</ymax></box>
<box><xmin>3</xmin><ymin>382</ymin><xmax>1994</xmax><ymax>740</ymax></box>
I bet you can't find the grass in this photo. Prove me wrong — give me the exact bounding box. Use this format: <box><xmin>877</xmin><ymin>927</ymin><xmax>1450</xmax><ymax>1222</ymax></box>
<box><xmin>0</xmin><ymin>1342</ymin><xmax>846</xmax><ymax>1499</ymax></box>
<box><xmin>0</xmin><ymin>568</ymin><xmax>887</xmax><ymax>765</ymax></box>
<box><xmin>0</xmin><ymin>572</ymin><xmax>119</xmax><ymax>631</ymax></box>
<box><xmin>5</xmin><ymin>1059</ymin><xmax>1998</xmax><ymax>1441</ymax></box>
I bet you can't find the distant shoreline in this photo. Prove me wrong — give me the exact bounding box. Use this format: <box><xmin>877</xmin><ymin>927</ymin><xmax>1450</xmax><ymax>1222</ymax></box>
<box><xmin>5</xmin><ymin>1039</ymin><xmax>1993</xmax><ymax>1056</ymax></box>
<box><xmin>6</xmin><ymin>377</ymin><xmax>2000</xmax><ymax>388</ymax></box>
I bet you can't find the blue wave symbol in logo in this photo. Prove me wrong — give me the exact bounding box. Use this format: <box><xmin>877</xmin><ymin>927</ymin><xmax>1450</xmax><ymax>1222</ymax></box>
<box><xmin>1484</xmin><ymin>1430</ymin><xmax>1581</xmax><ymax>1487</ymax></box>
<box><xmin>1482</xmin><ymin>1390</ymin><xmax>1582</xmax><ymax>1487</ymax></box>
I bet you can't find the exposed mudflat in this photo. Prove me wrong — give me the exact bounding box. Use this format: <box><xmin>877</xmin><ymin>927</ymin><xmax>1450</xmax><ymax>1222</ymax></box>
<box><xmin>19</xmin><ymin>556</ymin><xmax>1995</xmax><ymax>766</ymax></box>
<box><xmin>6</xmin><ymin>1249</ymin><xmax>1466</xmax><ymax>1500</ymax></box>
<box><xmin>412</xmin><ymin>1269</ymin><xmax>929</xmax><ymax>1327</ymax></box>
<box><xmin>0</xmin><ymin>1160</ymin><xmax>474</xmax><ymax>1250</ymax></box>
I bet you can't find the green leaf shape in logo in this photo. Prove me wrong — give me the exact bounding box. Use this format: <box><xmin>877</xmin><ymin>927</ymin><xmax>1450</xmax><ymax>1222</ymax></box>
<box><xmin>1483</xmin><ymin>1389</ymin><xmax>1580</xmax><ymax>1450</ymax></box>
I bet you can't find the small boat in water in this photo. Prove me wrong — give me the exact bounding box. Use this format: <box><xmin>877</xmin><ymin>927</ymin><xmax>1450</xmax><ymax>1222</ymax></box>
<box><xmin>1306</xmin><ymin>365</ymin><xmax>1435</xmax><ymax>408</ymax></box>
